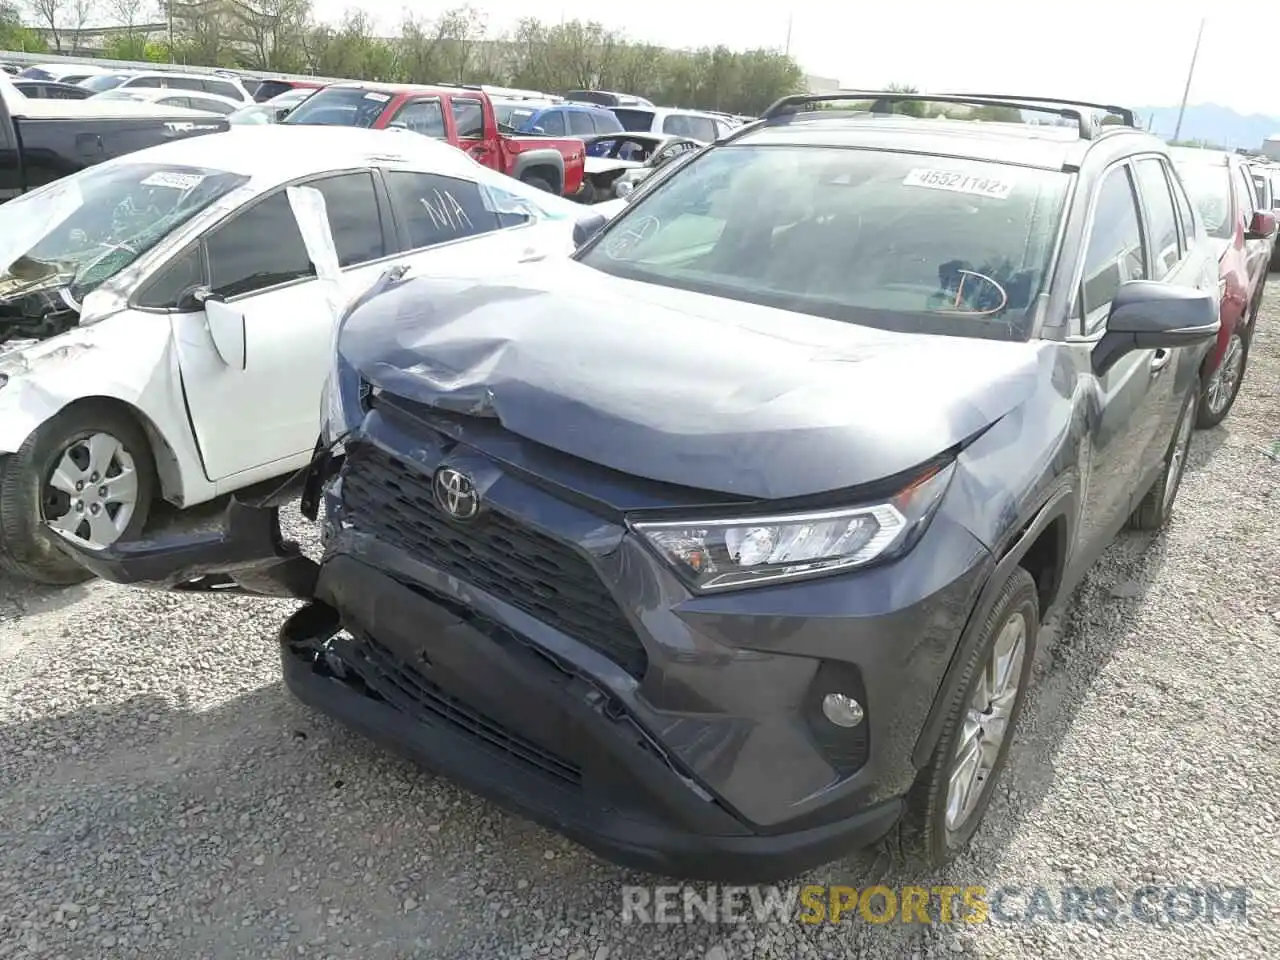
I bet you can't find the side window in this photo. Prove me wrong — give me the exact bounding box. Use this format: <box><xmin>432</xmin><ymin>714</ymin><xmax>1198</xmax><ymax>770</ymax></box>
<box><xmin>136</xmin><ymin>244</ymin><xmax>205</xmax><ymax>309</ymax></box>
<box><xmin>593</xmin><ymin>111</ymin><xmax>622</xmax><ymax>133</ymax></box>
<box><xmin>567</xmin><ymin>110</ymin><xmax>595</xmax><ymax>135</ymax></box>
<box><xmin>391</xmin><ymin>98</ymin><xmax>445</xmax><ymax>137</ymax></box>
<box><xmin>384</xmin><ymin>171</ymin><xmax>502</xmax><ymax>250</ymax></box>
<box><xmin>205</xmin><ymin>191</ymin><xmax>315</xmax><ymax>299</ymax></box>
<box><xmin>167</xmin><ymin>77</ymin><xmax>205</xmax><ymax>92</ymax></box>
<box><xmin>1234</xmin><ymin>165</ymin><xmax>1257</xmax><ymax>220</ymax></box>
<box><xmin>309</xmin><ymin>172</ymin><xmax>386</xmax><ymax>267</ymax></box>
<box><xmin>1133</xmin><ymin>158</ymin><xmax>1181</xmax><ymax>280</ymax></box>
<box><xmin>191</xmin><ymin>96</ymin><xmax>234</xmax><ymax>115</ymax></box>
<box><xmin>450</xmin><ymin>98</ymin><xmax>484</xmax><ymax>139</ymax></box>
<box><xmin>1171</xmin><ymin>168</ymin><xmax>1197</xmax><ymax>244</ymax></box>
<box><xmin>686</xmin><ymin>116</ymin><xmax>718</xmax><ymax>143</ymax></box>
<box><xmin>159</xmin><ymin>96</ymin><xmax>192</xmax><ymax>110</ymax></box>
<box><xmin>539</xmin><ymin>110</ymin><xmax>566</xmax><ymax>135</ymax></box>
<box><xmin>1081</xmin><ymin>165</ymin><xmax>1146</xmax><ymax>330</ymax></box>
<box><xmin>129</xmin><ymin>76</ymin><xmax>163</xmax><ymax>88</ymax></box>
<box><xmin>662</xmin><ymin>114</ymin><xmax>689</xmax><ymax>136</ymax></box>
<box><xmin>204</xmin><ymin>79</ymin><xmax>242</xmax><ymax>100</ymax></box>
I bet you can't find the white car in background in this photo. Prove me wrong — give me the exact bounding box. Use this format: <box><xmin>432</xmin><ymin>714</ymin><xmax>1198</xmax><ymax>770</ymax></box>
<box><xmin>0</xmin><ymin>125</ymin><xmax>610</xmax><ymax>584</ymax></box>
<box><xmin>90</xmin><ymin>86</ymin><xmax>245</xmax><ymax>116</ymax></box>
<box><xmin>78</xmin><ymin>71</ymin><xmax>254</xmax><ymax>103</ymax></box>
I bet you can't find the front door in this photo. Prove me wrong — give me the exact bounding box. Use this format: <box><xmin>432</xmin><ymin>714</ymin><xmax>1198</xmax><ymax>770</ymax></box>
<box><xmin>172</xmin><ymin>171</ymin><xmax>394</xmax><ymax>483</ymax></box>
<box><xmin>1073</xmin><ymin>163</ymin><xmax>1166</xmax><ymax>561</ymax></box>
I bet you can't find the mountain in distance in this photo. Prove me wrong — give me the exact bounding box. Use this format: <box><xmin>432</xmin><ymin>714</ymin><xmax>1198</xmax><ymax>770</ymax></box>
<box><xmin>1133</xmin><ymin>103</ymin><xmax>1280</xmax><ymax>150</ymax></box>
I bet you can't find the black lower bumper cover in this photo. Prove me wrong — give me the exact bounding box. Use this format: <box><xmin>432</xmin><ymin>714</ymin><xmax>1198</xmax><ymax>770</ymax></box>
<box><xmin>282</xmin><ymin>555</ymin><xmax>904</xmax><ymax>882</ymax></box>
<box><xmin>50</xmin><ymin>499</ymin><xmax>318</xmax><ymax>598</ymax></box>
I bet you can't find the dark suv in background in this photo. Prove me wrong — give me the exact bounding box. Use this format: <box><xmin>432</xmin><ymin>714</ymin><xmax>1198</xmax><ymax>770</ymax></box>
<box><xmin>59</xmin><ymin>92</ymin><xmax>1221</xmax><ymax>881</ymax></box>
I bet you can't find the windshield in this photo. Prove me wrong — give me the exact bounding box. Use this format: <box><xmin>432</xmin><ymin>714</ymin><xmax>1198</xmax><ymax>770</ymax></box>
<box><xmin>579</xmin><ymin>145</ymin><xmax>1069</xmax><ymax>340</ymax></box>
<box><xmin>79</xmin><ymin>73</ymin><xmax>132</xmax><ymax>93</ymax></box>
<box><xmin>1173</xmin><ymin>162</ymin><xmax>1233</xmax><ymax>240</ymax></box>
<box><xmin>493</xmin><ymin>101</ymin><xmax>539</xmax><ymax>131</ymax></box>
<box><xmin>0</xmin><ymin>162</ymin><xmax>248</xmax><ymax>303</ymax></box>
<box><xmin>283</xmin><ymin>87</ymin><xmax>389</xmax><ymax>127</ymax></box>
<box><xmin>613</xmin><ymin>108</ymin><xmax>655</xmax><ymax>132</ymax></box>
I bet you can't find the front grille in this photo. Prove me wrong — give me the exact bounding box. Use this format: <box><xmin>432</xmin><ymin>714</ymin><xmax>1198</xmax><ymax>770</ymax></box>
<box><xmin>340</xmin><ymin>443</ymin><xmax>649</xmax><ymax>678</ymax></box>
<box><xmin>335</xmin><ymin>631</ymin><xmax>583</xmax><ymax>786</ymax></box>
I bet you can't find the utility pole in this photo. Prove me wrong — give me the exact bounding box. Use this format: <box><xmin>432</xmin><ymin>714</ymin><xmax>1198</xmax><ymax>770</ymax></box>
<box><xmin>1173</xmin><ymin>17</ymin><xmax>1205</xmax><ymax>142</ymax></box>
<box><xmin>784</xmin><ymin>14</ymin><xmax>793</xmax><ymax>55</ymax></box>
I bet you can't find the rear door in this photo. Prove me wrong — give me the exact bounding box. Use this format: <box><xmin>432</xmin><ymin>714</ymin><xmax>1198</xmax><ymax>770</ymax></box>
<box><xmin>169</xmin><ymin>171</ymin><xmax>397</xmax><ymax>483</ymax></box>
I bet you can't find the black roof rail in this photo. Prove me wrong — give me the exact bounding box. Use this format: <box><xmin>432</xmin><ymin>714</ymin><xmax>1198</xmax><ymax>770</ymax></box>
<box><xmin>760</xmin><ymin>90</ymin><xmax>1110</xmax><ymax>140</ymax></box>
<box><xmin>941</xmin><ymin>94</ymin><xmax>1136</xmax><ymax>129</ymax></box>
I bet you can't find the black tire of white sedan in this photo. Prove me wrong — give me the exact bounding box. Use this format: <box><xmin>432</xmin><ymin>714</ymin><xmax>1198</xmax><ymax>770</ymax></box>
<box><xmin>1129</xmin><ymin>383</ymin><xmax>1198</xmax><ymax>531</ymax></box>
<box><xmin>0</xmin><ymin>404</ymin><xmax>155</xmax><ymax>585</ymax></box>
<box><xmin>1196</xmin><ymin>329</ymin><xmax>1249</xmax><ymax>429</ymax></box>
<box><xmin>901</xmin><ymin>566</ymin><xmax>1039</xmax><ymax>867</ymax></box>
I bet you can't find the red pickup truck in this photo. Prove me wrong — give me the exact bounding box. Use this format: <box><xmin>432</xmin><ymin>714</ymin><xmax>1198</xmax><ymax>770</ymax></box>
<box><xmin>282</xmin><ymin>82</ymin><xmax>585</xmax><ymax>197</ymax></box>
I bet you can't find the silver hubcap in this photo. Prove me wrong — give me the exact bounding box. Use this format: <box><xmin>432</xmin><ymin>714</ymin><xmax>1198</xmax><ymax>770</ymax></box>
<box><xmin>1204</xmin><ymin>335</ymin><xmax>1244</xmax><ymax>416</ymax></box>
<box><xmin>946</xmin><ymin>612</ymin><xmax>1026</xmax><ymax>833</ymax></box>
<box><xmin>43</xmin><ymin>433</ymin><xmax>139</xmax><ymax>548</ymax></box>
<box><xmin>1162</xmin><ymin>403</ymin><xmax>1195</xmax><ymax>513</ymax></box>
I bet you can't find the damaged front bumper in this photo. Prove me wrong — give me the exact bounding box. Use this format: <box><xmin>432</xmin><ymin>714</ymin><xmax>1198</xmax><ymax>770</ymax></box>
<box><xmin>51</xmin><ymin>498</ymin><xmax>319</xmax><ymax>599</ymax></box>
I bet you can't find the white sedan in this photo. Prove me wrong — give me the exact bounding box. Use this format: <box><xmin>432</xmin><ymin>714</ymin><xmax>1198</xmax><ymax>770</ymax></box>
<box><xmin>0</xmin><ymin>124</ymin><xmax>609</xmax><ymax>584</ymax></box>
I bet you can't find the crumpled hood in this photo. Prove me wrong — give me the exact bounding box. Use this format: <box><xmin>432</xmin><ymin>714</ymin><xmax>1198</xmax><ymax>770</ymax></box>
<box><xmin>338</xmin><ymin>259</ymin><xmax>1043</xmax><ymax>500</ymax></box>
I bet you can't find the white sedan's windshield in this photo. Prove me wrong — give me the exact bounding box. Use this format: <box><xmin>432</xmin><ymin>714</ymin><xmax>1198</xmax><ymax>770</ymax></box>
<box><xmin>580</xmin><ymin>145</ymin><xmax>1070</xmax><ymax>339</ymax></box>
<box><xmin>0</xmin><ymin>162</ymin><xmax>248</xmax><ymax>302</ymax></box>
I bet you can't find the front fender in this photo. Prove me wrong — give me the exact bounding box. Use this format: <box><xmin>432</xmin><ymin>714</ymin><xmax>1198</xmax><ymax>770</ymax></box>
<box><xmin>0</xmin><ymin>321</ymin><xmax>209</xmax><ymax>504</ymax></box>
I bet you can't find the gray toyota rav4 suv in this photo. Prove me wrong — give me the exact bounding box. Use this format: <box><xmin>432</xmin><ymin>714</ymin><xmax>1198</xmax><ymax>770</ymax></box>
<box><xmin>57</xmin><ymin>92</ymin><xmax>1221</xmax><ymax>881</ymax></box>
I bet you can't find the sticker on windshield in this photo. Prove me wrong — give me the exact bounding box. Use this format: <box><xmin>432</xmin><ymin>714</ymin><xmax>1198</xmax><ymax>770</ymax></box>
<box><xmin>363</xmin><ymin>91</ymin><xmax>391</xmax><ymax>102</ymax></box>
<box><xmin>902</xmin><ymin>168</ymin><xmax>1014</xmax><ymax>199</ymax></box>
<box><xmin>140</xmin><ymin>171</ymin><xmax>206</xmax><ymax>190</ymax></box>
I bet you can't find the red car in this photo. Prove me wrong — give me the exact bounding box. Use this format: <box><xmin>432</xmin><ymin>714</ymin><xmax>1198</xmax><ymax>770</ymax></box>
<box><xmin>280</xmin><ymin>81</ymin><xmax>585</xmax><ymax>197</ymax></box>
<box><xmin>1170</xmin><ymin>146</ymin><xmax>1275</xmax><ymax>427</ymax></box>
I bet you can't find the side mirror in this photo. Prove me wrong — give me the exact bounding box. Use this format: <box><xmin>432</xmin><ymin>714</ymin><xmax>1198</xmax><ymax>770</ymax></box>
<box><xmin>1245</xmin><ymin>209</ymin><xmax>1276</xmax><ymax>240</ymax></box>
<box><xmin>615</xmin><ymin>179</ymin><xmax>636</xmax><ymax>199</ymax></box>
<box><xmin>1092</xmin><ymin>280</ymin><xmax>1219</xmax><ymax>375</ymax></box>
<box><xmin>572</xmin><ymin>211</ymin><xmax>608</xmax><ymax>248</ymax></box>
<box><xmin>274</xmin><ymin>106</ymin><xmax>291</xmax><ymax>121</ymax></box>
<box><xmin>176</xmin><ymin>284</ymin><xmax>210</xmax><ymax>313</ymax></box>
<box><xmin>530</xmin><ymin>125</ymin><xmax>546</xmax><ymax>135</ymax></box>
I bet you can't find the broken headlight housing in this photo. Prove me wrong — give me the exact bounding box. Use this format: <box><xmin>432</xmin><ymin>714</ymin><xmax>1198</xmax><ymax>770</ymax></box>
<box><xmin>632</xmin><ymin>463</ymin><xmax>954</xmax><ymax>592</ymax></box>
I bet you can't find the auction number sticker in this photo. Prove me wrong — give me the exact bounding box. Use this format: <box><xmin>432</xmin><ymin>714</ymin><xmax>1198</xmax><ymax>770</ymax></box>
<box><xmin>141</xmin><ymin>171</ymin><xmax>207</xmax><ymax>190</ymax></box>
<box><xmin>363</xmin><ymin>91</ymin><xmax>391</xmax><ymax>102</ymax></box>
<box><xmin>902</xmin><ymin>168</ymin><xmax>1014</xmax><ymax>199</ymax></box>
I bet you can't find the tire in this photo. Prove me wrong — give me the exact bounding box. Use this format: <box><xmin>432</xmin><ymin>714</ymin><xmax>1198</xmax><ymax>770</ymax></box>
<box><xmin>521</xmin><ymin>173</ymin><xmax>556</xmax><ymax>194</ymax></box>
<box><xmin>1197</xmin><ymin>328</ymin><xmax>1248</xmax><ymax>429</ymax></box>
<box><xmin>1129</xmin><ymin>383</ymin><xmax>1197</xmax><ymax>531</ymax></box>
<box><xmin>901</xmin><ymin>566</ymin><xmax>1039</xmax><ymax>867</ymax></box>
<box><xmin>0</xmin><ymin>403</ymin><xmax>155</xmax><ymax>585</ymax></box>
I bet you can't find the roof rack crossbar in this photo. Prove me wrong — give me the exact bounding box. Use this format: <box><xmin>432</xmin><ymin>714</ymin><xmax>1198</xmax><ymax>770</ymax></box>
<box><xmin>942</xmin><ymin>93</ymin><xmax>1136</xmax><ymax>128</ymax></box>
<box><xmin>760</xmin><ymin>90</ymin><xmax>1098</xmax><ymax>139</ymax></box>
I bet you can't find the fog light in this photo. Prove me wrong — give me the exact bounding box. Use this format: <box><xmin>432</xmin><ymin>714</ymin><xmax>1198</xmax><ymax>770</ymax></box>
<box><xmin>822</xmin><ymin>692</ymin><xmax>865</xmax><ymax>728</ymax></box>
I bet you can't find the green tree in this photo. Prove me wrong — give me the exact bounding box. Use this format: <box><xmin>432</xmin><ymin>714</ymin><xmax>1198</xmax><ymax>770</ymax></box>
<box><xmin>0</xmin><ymin>1</ymin><xmax>48</xmax><ymax>50</ymax></box>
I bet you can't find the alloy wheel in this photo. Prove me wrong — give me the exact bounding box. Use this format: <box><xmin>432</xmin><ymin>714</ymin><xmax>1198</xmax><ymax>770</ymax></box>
<box><xmin>42</xmin><ymin>432</ymin><xmax>139</xmax><ymax>548</ymax></box>
<box><xmin>1204</xmin><ymin>335</ymin><xmax>1245</xmax><ymax>417</ymax></box>
<box><xmin>945</xmin><ymin>612</ymin><xmax>1027</xmax><ymax>833</ymax></box>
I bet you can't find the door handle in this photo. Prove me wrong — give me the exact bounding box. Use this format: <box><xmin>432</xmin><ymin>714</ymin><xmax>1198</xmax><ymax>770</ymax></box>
<box><xmin>1150</xmin><ymin>348</ymin><xmax>1172</xmax><ymax>375</ymax></box>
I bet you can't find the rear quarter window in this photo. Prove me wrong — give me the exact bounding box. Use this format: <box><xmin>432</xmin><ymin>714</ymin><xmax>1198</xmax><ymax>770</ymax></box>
<box><xmin>613</xmin><ymin>108</ymin><xmax>655</xmax><ymax>132</ymax></box>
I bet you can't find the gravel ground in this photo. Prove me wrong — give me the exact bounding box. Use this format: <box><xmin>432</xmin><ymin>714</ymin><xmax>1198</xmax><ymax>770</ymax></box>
<box><xmin>2</xmin><ymin>294</ymin><xmax>1279</xmax><ymax>960</ymax></box>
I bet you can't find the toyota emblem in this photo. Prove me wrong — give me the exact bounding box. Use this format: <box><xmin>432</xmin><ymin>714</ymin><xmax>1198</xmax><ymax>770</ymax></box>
<box><xmin>432</xmin><ymin>467</ymin><xmax>480</xmax><ymax>520</ymax></box>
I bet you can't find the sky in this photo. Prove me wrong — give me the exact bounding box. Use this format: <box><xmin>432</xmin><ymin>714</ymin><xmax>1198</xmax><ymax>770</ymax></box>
<box><xmin>307</xmin><ymin>0</ymin><xmax>1275</xmax><ymax>116</ymax></box>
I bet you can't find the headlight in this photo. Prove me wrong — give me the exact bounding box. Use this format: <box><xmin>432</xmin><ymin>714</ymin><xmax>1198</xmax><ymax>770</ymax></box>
<box><xmin>632</xmin><ymin>462</ymin><xmax>954</xmax><ymax>592</ymax></box>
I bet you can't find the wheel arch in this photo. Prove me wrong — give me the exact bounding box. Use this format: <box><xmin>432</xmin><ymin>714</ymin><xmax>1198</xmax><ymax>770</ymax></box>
<box><xmin>911</xmin><ymin>486</ymin><xmax>1074</xmax><ymax>769</ymax></box>
<box><xmin>511</xmin><ymin>149</ymin><xmax>565</xmax><ymax>193</ymax></box>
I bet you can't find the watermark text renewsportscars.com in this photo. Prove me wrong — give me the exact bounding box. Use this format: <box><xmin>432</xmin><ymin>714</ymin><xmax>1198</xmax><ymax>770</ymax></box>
<box><xmin>621</xmin><ymin>884</ymin><xmax>1250</xmax><ymax>926</ymax></box>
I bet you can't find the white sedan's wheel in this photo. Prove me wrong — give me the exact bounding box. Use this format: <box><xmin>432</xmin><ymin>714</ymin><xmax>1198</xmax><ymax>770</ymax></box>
<box><xmin>44</xmin><ymin>432</ymin><xmax>141</xmax><ymax>548</ymax></box>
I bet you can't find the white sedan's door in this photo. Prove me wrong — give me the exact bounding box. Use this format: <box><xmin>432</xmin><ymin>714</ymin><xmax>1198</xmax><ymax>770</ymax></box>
<box><xmin>172</xmin><ymin>175</ymin><xmax>392</xmax><ymax>484</ymax></box>
<box><xmin>171</xmin><ymin>169</ymin><xmax>574</xmax><ymax>486</ymax></box>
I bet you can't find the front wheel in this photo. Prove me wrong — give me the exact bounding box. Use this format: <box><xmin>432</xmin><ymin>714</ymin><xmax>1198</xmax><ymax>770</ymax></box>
<box><xmin>1129</xmin><ymin>384</ymin><xmax>1197</xmax><ymax>531</ymax></box>
<box><xmin>901</xmin><ymin>567</ymin><xmax>1039</xmax><ymax>867</ymax></box>
<box><xmin>1197</xmin><ymin>328</ymin><xmax>1248</xmax><ymax>429</ymax></box>
<box><xmin>0</xmin><ymin>404</ymin><xmax>155</xmax><ymax>584</ymax></box>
